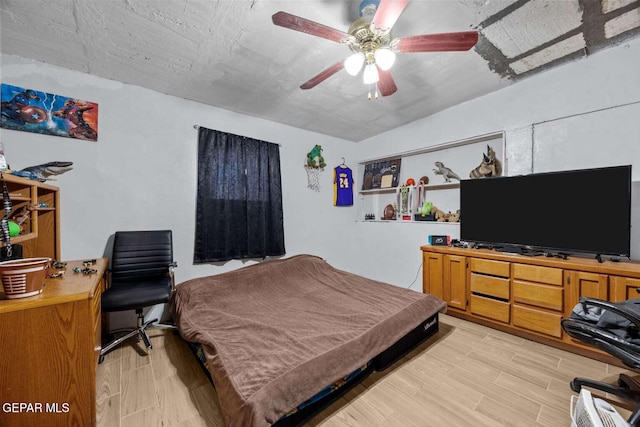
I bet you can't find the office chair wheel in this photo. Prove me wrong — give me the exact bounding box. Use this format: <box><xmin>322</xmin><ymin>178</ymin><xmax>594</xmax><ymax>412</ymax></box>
<box><xmin>98</xmin><ymin>354</ymin><xmax>105</xmax><ymax>364</ymax></box>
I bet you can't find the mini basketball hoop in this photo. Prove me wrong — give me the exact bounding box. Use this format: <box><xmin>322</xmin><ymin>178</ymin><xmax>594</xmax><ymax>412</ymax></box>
<box><xmin>304</xmin><ymin>165</ymin><xmax>323</xmax><ymax>192</ymax></box>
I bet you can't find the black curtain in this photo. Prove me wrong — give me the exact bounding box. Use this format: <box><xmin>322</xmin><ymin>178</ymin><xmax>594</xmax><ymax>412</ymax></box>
<box><xmin>194</xmin><ymin>128</ymin><xmax>285</xmax><ymax>263</ymax></box>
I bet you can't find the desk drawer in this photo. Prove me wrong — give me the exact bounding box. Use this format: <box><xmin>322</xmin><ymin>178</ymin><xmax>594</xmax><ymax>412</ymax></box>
<box><xmin>470</xmin><ymin>295</ymin><xmax>510</xmax><ymax>323</ymax></box>
<box><xmin>513</xmin><ymin>280</ymin><xmax>563</xmax><ymax>311</ymax></box>
<box><xmin>513</xmin><ymin>304</ymin><xmax>562</xmax><ymax>338</ymax></box>
<box><xmin>469</xmin><ymin>258</ymin><xmax>510</xmax><ymax>278</ymax></box>
<box><xmin>512</xmin><ymin>263</ymin><xmax>562</xmax><ymax>286</ymax></box>
<box><xmin>471</xmin><ymin>273</ymin><xmax>510</xmax><ymax>299</ymax></box>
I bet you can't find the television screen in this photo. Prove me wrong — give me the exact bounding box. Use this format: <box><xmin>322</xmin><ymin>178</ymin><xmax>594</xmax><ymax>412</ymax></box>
<box><xmin>459</xmin><ymin>165</ymin><xmax>632</xmax><ymax>257</ymax></box>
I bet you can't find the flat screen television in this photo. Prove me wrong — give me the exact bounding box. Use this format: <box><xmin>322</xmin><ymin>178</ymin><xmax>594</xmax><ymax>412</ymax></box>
<box><xmin>459</xmin><ymin>165</ymin><xmax>632</xmax><ymax>257</ymax></box>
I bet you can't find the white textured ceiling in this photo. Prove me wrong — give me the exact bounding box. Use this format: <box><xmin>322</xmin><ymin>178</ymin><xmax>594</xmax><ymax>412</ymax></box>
<box><xmin>1</xmin><ymin>0</ymin><xmax>639</xmax><ymax>142</ymax></box>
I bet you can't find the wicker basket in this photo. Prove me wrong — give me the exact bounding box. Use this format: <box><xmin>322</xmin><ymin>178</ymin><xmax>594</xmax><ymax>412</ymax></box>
<box><xmin>0</xmin><ymin>257</ymin><xmax>51</xmax><ymax>299</ymax></box>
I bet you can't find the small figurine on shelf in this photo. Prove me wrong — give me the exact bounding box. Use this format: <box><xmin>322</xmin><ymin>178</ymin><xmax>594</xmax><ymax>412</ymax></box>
<box><xmin>433</xmin><ymin>161</ymin><xmax>461</xmax><ymax>183</ymax></box>
<box><xmin>383</xmin><ymin>204</ymin><xmax>395</xmax><ymax>220</ymax></box>
<box><xmin>12</xmin><ymin>161</ymin><xmax>73</xmax><ymax>182</ymax></box>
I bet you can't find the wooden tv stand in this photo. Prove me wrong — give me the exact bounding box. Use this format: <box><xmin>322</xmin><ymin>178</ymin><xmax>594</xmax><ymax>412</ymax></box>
<box><xmin>421</xmin><ymin>245</ymin><xmax>640</xmax><ymax>364</ymax></box>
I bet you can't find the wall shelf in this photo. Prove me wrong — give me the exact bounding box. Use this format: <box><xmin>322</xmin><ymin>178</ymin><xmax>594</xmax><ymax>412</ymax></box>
<box><xmin>358</xmin><ymin>182</ymin><xmax>460</xmax><ymax>194</ymax></box>
<box><xmin>0</xmin><ymin>173</ymin><xmax>60</xmax><ymax>259</ymax></box>
<box><xmin>356</xmin><ymin>219</ymin><xmax>461</xmax><ymax>224</ymax></box>
<box><xmin>356</xmin><ymin>132</ymin><xmax>505</xmax><ymax>222</ymax></box>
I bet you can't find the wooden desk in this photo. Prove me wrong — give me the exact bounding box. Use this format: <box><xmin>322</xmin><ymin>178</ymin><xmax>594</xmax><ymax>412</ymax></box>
<box><xmin>0</xmin><ymin>258</ymin><xmax>107</xmax><ymax>427</ymax></box>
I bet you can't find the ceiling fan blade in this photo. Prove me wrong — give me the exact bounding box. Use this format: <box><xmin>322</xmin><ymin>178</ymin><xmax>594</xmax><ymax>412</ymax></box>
<box><xmin>371</xmin><ymin>0</ymin><xmax>409</xmax><ymax>32</ymax></box>
<box><xmin>272</xmin><ymin>11</ymin><xmax>350</xmax><ymax>43</ymax></box>
<box><xmin>376</xmin><ymin>67</ymin><xmax>397</xmax><ymax>97</ymax></box>
<box><xmin>395</xmin><ymin>31</ymin><xmax>479</xmax><ymax>53</ymax></box>
<box><xmin>300</xmin><ymin>61</ymin><xmax>345</xmax><ymax>90</ymax></box>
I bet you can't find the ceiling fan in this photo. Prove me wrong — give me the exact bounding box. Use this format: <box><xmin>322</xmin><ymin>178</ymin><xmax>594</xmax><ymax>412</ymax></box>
<box><xmin>272</xmin><ymin>0</ymin><xmax>479</xmax><ymax>98</ymax></box>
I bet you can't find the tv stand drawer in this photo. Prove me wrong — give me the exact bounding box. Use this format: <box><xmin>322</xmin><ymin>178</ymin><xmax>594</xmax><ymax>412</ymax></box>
<box><xmin>513</xmin><ymin>263</ymin><xmax>562</xmax><ymax>286</ymax></box>
<box><xmin>470</xmin><ymin>295</ymin><xmax>510</xmax><ymax>323</ymax></box>
<box><xmin>470</xmin><ymin>273</ymin><xmax>509</xmax><ymax>299</ymax></box>
<box><xmin>469</xmin><ymin>258</ymin><xmax>509</xmax><ymax>278</ymax></box>
<box><xmin>513</xmin><ymin>304</ymin><xmax>563</xmax><ymax>338</ymax></box>
<box><xmin>513</xmin><ymin>280</ymin><xmax>563</xmax><ymax>311</ymax></box>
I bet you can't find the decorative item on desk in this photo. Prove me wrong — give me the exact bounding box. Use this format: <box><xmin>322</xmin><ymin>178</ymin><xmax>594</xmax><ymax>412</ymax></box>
<box><xmin>0</xmin><ymin>257</ymin><xmax>51</xmax><ymax>299</ymax></box>
<box><xmin>73</xmin><ymin>267</ymin><xmax>97</xmax><ymax>275</ymax></box>
<box><xmin>47</xmin><ymin>271</ymin><xmax>64</xmax><ymax>278</ymax></box>
<box><xmin>52</xmin><ymin>260</ymin><xmax>67</xmax><ymax>269</ymax></box>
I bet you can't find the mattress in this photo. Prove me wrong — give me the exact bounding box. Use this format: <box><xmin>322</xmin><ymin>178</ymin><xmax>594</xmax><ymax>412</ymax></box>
<box><xmin>186</xmin><ymin>310</ymin><xmax>441</xmax><ymax>426</ymax></box>
<box><xmin>173</xmin><ymin>254</ymin><xmax>446</xmax><ymax>426</ymax></box>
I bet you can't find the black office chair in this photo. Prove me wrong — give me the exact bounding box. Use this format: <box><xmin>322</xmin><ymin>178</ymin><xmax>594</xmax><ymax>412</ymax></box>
<box><xmin>562</xmin><ymin>297</ymin><xmax>640</xmax><ymax>426</ymax></box>
<box><xmin>99</xmin><ymin>230</ymin><xmax>177</xmax><ymax>363</ymax></box>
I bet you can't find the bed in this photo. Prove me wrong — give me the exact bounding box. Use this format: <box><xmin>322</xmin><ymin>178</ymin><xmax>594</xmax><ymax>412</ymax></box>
<box><xmin>173</xmin><ymin>254</ymin><xmax>446</xmax><ymax>427</ymax></box>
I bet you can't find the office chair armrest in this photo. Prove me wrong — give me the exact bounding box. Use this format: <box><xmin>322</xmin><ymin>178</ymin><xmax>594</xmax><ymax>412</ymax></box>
<box><xmin>578</xmin><ymin>297</ymin><xmax>640</xmax><ymax>330</ymax></box>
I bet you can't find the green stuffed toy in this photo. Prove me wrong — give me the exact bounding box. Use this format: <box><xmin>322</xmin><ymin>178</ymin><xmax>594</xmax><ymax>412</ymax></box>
<box><xmin>306</xmin><ymin>145</ymin><xmax>326</xmax><ymax>168</ymax></box>
<box><xmin>420</xmin><ymin>201</ymin><xmax>432</xmax><ymax>216</ymax></box>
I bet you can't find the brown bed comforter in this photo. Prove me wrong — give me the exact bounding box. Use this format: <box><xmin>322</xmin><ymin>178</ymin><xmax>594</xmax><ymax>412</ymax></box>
<box><xmin>173</xmin><ymin>254</ymin><xmax>446</xmax><ymax>427</ymax></box>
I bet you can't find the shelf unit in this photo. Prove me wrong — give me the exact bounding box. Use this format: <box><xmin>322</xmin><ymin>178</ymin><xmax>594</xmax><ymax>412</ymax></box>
<box><xmin>356</xmin><ymin>132</ymin><xmax>504</xmax><ymax>222</ymax></box>
<box><xmin>0</xmin><ymin>172</ymin><xmax>60</xmax><ymax>259</ymax></box>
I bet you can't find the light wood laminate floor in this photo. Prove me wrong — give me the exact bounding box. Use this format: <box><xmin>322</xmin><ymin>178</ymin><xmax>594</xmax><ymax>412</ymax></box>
<box><xmin>96</xmin><ymin>314</ymin><xmax>635</xmax><ymax>426</ymax></box>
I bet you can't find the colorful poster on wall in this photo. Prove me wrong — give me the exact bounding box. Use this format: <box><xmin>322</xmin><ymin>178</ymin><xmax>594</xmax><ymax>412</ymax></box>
<box><xmin>0</xmin><ymin>84</ymin><xmax>98</xmax><ymax>141</ymax></box>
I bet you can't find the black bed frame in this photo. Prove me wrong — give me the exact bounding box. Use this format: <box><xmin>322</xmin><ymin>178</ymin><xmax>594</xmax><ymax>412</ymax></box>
<box><xmin>187</xmin><ymin>312</ymin><xmax>441</xmax><ymax>427</ymax></box>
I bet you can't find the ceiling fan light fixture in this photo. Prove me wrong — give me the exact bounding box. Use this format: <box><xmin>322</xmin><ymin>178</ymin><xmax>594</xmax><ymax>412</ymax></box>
<box><xmin>363</xmin><ymin>63</ymin><xmax>379</xmax><ymax>84</ymax></box>
<box><xmin>374</xmin><ymin>47</ymin><xmax>396</xmax><ymax>71</ymax></box>
<box><xmin>344</xmin><ymin>52</ymin><xmax>365</xmax><ymax>76</ymax></box>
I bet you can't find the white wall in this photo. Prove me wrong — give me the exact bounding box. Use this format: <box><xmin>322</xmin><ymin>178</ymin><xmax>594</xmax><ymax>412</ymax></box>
<box><xmin>2</xmin><ymin>35</ymin><xmax>639</xmax><ymax>325</ymax></box>
<box><xmin>349</xmin><ymin>37</ymin><xmax>640</xmax><ymax>287</ymax></box>
<box><xmin>0</xmin><ymin>53</ymin><xmax>359</xmax><ymax>327</ymax></box>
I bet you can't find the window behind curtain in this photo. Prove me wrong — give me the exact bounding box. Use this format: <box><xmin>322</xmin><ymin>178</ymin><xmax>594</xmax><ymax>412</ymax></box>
<box><xmin>194</xmin><ymin>127</ymin><xmax>285</xmax><ymax>263</ymax></box>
